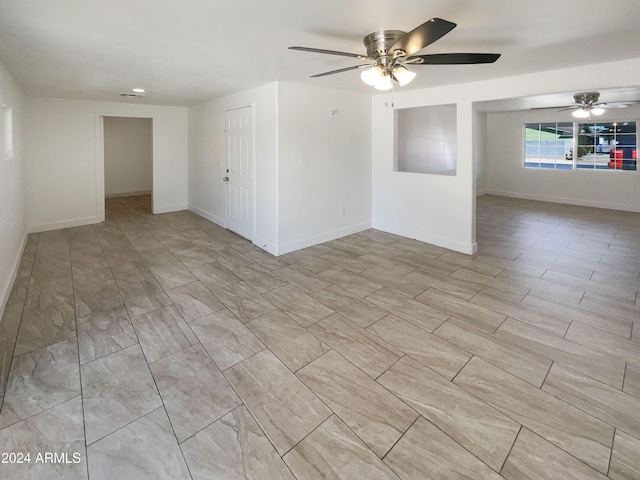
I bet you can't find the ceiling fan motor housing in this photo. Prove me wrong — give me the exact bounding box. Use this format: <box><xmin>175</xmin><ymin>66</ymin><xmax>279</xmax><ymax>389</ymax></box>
<box><xmin>363</xmin><ymin>30</ymin><xmax>406</xmax><ymax>58</ymax></box>
<box><xmin>574</xmin><ymin>92</ymin><xmax>600</xmax><ymax>105</ymax></box>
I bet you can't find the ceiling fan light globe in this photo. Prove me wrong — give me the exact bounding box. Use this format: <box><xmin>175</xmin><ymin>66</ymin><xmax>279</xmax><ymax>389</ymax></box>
<box><xmin>572</xmin><ymin>108</ymin><xmax>590</xmax><ymax>119</ymax></box>
<box><xmin>591</xmin><ymin>107</ymin><xmax>605</xmax><ymax>116</ymax></box>
<box><xmin>361</xmin><ymin>67</ymin><xmax>382</xmax><ymax>86</ymax></box>
<box><xmin>374</xmin><ymin>74</ymin><xmax>392</xmax><ymax>90</ymax></box>
<box><xmin>393</xmin><ymin>66</ymin><xmax>416</xmax><ymax>86</ymax></box>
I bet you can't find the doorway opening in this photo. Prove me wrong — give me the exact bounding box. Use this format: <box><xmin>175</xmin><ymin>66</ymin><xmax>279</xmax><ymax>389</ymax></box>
<box><xmin>224</xmin><ymin>106</ymin><xmax>255</xmax><ymax>241</ymax></box>
<box><xmin>102</xmin><ymin>116</ymin><xmax>154</xmax><ymax>218</ymax></box>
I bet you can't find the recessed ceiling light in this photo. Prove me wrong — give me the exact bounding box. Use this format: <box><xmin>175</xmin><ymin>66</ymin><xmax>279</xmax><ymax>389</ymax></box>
<box><xmin>132</xmin><ymin>88</ymin><xmax>145</xmax><ymax>93</ymax></box>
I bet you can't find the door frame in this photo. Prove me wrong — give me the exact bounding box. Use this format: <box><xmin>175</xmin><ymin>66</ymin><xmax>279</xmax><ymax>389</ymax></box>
<box><xmin>224</xmin><ymin>103</ymin><xmax>256</xmax><ymax>242</ymax></box>
<box><xmin>95</xmin><ymin>113</ymin><xmax>155</xmax><ymax>221</ymax></box>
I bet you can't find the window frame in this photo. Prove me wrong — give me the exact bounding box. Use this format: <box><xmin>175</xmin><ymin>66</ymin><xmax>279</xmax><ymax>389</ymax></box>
<box><xmin>523</xmin><ymin>119</ymin><xmax>637</xmax><ymax>173</ymax></box>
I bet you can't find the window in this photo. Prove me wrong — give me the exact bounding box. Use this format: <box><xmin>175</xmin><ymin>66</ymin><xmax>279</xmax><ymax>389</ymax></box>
<box><xmin>3</xmin><ymin>104</ymin><xmax>13</xmax><ymax>160</ymax></box>
<box><xmin>576</xmin><ymin>122</ymin><xmax>636</xmax><ymax>171</ymax></box>
<box><xmin>524</xmin><ymin>121</ymin><xmax>637</xmax><ymax>172</ymax></box>
<box><xmin>524</xmin><ymin>122</ymin><xmax>573</xmax><ymax>169</ymax></box>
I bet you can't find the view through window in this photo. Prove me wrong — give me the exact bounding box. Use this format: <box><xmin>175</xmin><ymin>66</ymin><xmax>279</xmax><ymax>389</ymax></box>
<box><xmin>524</xmin><ymin>122</ymin><xmax>573</xmax><ymax>170</ymax></box>
<box><xmin>524</xmin><ymin>121</ymin><xmax>637</xmax><ymax>171</ymax></box>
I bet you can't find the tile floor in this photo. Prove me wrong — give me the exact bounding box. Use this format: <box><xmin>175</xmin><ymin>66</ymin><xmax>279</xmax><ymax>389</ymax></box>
<box><xmin>1</xmin><ymin>194</ymin><xmax>640</xmax><ymax>479</ymax></box>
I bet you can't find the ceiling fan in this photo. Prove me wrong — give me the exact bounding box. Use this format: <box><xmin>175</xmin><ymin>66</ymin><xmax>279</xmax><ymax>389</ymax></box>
<box><xmin>535</xmin><ymin>91</ymin><xmax>640</xmax><ymax>118</ymax></box>
<box><xmin>289</xmin><ymin>18</ymin><xmax>501</xmax><ymax>90</ymax></box>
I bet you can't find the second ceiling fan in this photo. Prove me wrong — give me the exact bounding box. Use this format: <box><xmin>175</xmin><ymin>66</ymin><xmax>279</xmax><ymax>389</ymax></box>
<box><xmin>289</xmin><ymin>18</ymin><xmax>501</xmax><ymax>90</ymax></box>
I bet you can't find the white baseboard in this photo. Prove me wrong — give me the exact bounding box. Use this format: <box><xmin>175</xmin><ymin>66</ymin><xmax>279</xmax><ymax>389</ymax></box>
<box><xmin>476</xmin><ymin>189</ymin><xmax>491</xmax><ymax>197</ymax></box>
<box><xmin>253</xmin><ymin>236</ymin><xmax>276</xmax><ymax>256</ymax></box>
<box><xmin>372</xmin><ymin>221</ymin><xmax>477</xmax><ymax>255</ymax></box>
<box><xmin>154</xmin><ymin>203</ymin><xmax>189</xmax><ymax>214</ymax></box>
<box><xmin>0</xmin><ymin>231</ymin><xmax>28</xmax><ymax>320</ymax></box>
<box><xmin>188</xmin><ymin>205</ymin><xmax>225</xmax><ymax>228</ymax></box>
<box><xmin>105</xmin><ymin>190</ymin><xmax>151</xmax><ymax>199</ymax></box>
<box><xmin>482</xmin><ymin>190</ymin><xmax>640</xmax><ymax>213</ymax></box>
<box><xmin>28</xmin><ymin>216</ymin><xmax>99</xmax><ymax>233</ymax></box>
<box><xmin>277</xmin><ymin>221</ymin><xmax>373</xmax><ymax>256</ymax></box>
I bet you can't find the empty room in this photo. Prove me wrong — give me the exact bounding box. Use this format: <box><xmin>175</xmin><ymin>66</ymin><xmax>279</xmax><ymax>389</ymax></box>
<box><xmin>0</xmin><ymin>1</ymin><xmax>639</xmax><ymax>479</ymax></box>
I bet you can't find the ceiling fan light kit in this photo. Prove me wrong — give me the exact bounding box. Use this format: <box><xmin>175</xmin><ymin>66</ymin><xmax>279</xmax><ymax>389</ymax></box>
<box><xmin>289</xmin><ymin>18</ymin><xmax>501</xmax><ymax>90</ymax></box>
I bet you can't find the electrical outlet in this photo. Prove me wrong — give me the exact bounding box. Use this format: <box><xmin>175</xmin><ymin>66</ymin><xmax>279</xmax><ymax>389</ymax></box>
<box><xmin>340</xmin><ymin>207</ymin><xmax>346</xmax><ymax>216</ymax></box>
<box><xmin>299</xmin><ymin>156</ymin><xmax>309</xmax><ymax>167</ymax></box>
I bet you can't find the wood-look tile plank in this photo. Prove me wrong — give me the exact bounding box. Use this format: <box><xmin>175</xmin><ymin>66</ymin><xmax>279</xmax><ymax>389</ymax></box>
<box><xmin>273</xmin><ymin>264</ymin><xmax>331</xmax><ymax>294</ymax></box>
<box><xmin>318</xmin><ymin>266</ymin><xmax>383</xmax><ymax>298</ymax></box>
<box><xmin>181</xmin><ymin>406</ymin><xmax>295</xmax><ymax>480</ymax></box>
<box><xmin>522</xmin><ymin>291</ymin><xmax>632</xmax><ymax>338</ymax></box>
<box><xmin>190</xmin><ymin>309</ymin><xmax>265</xmax><ymax>371</ymax></box>
<box><xmin>264</xmin><ymin>284</ymin><xmax>333</xmax><ymax>327</ymax></box>
<box><xmin>609</xmin><ymin>430</ymin><xmax>640</xmax><ymax>480</ymax></box>
<box><xmin>565</xmin><ymin>321</ymin><xmax>640</xmax><ymax>367</ymax></box>
<box><xmin>360</xmin><ymin>266</ymin><xmax>428</xmax><ymax>298</ymax></box>
<box><xmin>368</xmin><ymin>315</ymin><xmax>470</xmax><ymax>380</ymax></box>
<box><xmin>358</xmin><ymin>253</ymin><xmax>416</xmax><ymax>276</ymax></box>
<box><xmin>542</xmin><ymin>363</ymin><xmax>640</xmax><ymax>439</ymax></box>
<box><xmin>87</xmin><ymin>407</ymin><xmax>190</xmax><ymax>480</ymax></box>
<box><xmin>130</xmin><ymin>305</ymin><xmax>198</xmax><ymax>364</ymax></box>
<box><xmin>384</xmin><ymin>417</ymin><xmax>504</xmax><ymax>480</ymax></box>
<box><xmin>435</xmin><ymin>251</ymin><xmax>504</xmax><ymax>277</ymax></box>
<box><xmin>404</xmin><ymin>268</ymin><xmax>480</xmax><ymax>300</ymax></box>
<box><xmin>233</xmin><ymin>263</ymin><xmax>289</xmax><ymax>294</ymax></box>
<box><xmin>213</xmin><ymin>281</ymin><xmax>277</xmax><ymax>323</ymax></box>
<box><xmin>470</xmin><ymin>291</ymin><xmax>569</xmax><ymax>337</ymax></box>
<box><xmin>311</xmin><ymin>285</ymin><xmax>387</xmax><ymax>328</ymax></box>
<box><xmin>307</xmin><ymin>313</ymin><xmax>402</xmax><ymax>379</ymax></box>
<box><xmin>448</xmin><ymin>268</ymin><xmax>531</xmax><ymax>301</ymax></box>
<box><xmin>189</xmin><ymin>261</ymin><xmax>241</xmax><ymax>291</ymax></box>
<box><xmin>579</xmin><ymin>291</ymin><xmax>640</xmax><ymax>325</ymax></box>
<box><xmin>297</xmin><ymin>350</ymin><xmax>418</xmax><ymax>457</ymax></box>
<box><xmin>494</xmin><ymin>318</ymin><xmax>625</xmax><ymax>389</ymax></box>
<box><xmin>364</xmin><ymin>287</ymin><xmax>448</xmax><ymax>332</ymax></box>
<box><xmin>165</xmin><ymin>281</ymin><xmax>225</xmax><ymax>322</ymax></box>
<box><xmin>247</xmin><ymin>310</ymin><xmax>330</xmax><ymax>371</ymax></box>
<box><xmin>453</xmin><ymin>357</ymin><xmax>613</xmax><ymax>474</ymax></box>
<box><xmin>378</xmin><ymin>356</ymin><xmax>519</xmax><ymax>472</ymax></box>
<box><xmin>495</xmin><ymin>269</ymin><xmax>585</xmax><ymax>304</ymax></box>
<box><xmin>501</xmin><ymin>428</ymin><xmax>607</xmax><ymax>480</ymax></box>
<box><xmin>415</xmin><ymin>288</ymin><xmax>506</xmax><ymax>334</ymax></box>
<box><xmin>624</xmin><ymin>363</ymin><xmax>640</xmax><ymax>399</ymax></box>
<box><xmin>541</xmin><ymin>270</ymin><xmax>637</xmax><ymax>304</ymax></box>
<box><xmin>149</xmin><ymin>344</ymin><xmax>241</xmax><ymax>443</ymax></box>
<box><xmin>434</xmin><ymin>318</ymin><xmax>551</xmax><ymax>387</ymax></box>
<box><xmin>283</xmin><ymin>415</ymin><xmax>400</xmax><ymax>480</ymax></box>
<box><xmin>224</xmin><ymin>350</ymin><xmax>331</xmax><ymax>455</ymax></box>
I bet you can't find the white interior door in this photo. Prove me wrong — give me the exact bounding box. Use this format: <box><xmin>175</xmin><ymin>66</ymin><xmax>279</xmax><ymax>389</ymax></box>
<box><xmin>224</xmin><ymin>106</ymin><xmax>254</xmax><ymax>240</ymax></box>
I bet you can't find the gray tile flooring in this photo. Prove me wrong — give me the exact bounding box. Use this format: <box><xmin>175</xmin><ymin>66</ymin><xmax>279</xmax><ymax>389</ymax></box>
<box><xmin>1</xmin><ymin>194</ymin><xmax>640</xmax><ymax>479</ymax></box>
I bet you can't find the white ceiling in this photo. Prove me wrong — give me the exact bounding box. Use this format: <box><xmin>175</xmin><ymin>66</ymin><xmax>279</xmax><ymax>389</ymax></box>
<box><xmin>1</xmin><ymin>0</ymin><xmax>640</xmax><ymax>107</ymax></box>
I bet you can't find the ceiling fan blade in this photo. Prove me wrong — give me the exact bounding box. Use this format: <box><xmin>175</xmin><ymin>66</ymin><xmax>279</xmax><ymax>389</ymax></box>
<box><xmin>289</xmin><ymin>46</ymin><xmax>370</xmax><ymax>59</ymax></box>
<box><xmin>530</xmin><ymin>105</ymin><xmax>575</xmax><ymax>110</ymax></box>
<box><xmin>311</xmin><ymin>64</ymin><xmax>371</xmax><ymax>78</ymax></box>
<box><xmin>598</xmin><ymin>101</ymin><xmax>640</xmax><ymax>108</ymax></box>
<box><xmin>389</xmin><ymin>18</ymin><xmax>457</xmax><ymax>57</ymax></box>
<box><xmin>558</xmin><ymin>106</ymin><xmax>581</xmax><ymax>111</ymax></box>
<box><xmin>407</xmin><ymin>53</ymin><xmax>501</xmax><ymax>64</ymax></box>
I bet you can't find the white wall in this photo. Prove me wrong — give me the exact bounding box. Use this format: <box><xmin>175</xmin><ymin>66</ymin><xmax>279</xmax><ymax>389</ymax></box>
<box><xmin>276</xmin><ymin>82</ymin><xmax>371</xmax><ymax>254</ymax></box>
<box><xmin>372</xmin><ymin>57</ymin><xmax>640</xmax><ymax>254</ymax></box>
<box><xmin>188</xmin><ymin>83</ymin><xmax>278</xmax><ymax>253</ymax></box>
<box><xmin>25</xmin><ymin>97</ymin><xmax>188</xmax><ymax>231</ymax></box>
<box><xmin>0</xmin><ymin>60</ymin><xmax>26</xmax><ymax>315</ymax></box>
<box><xmin>104</xmin><ymin>116</ymin><xmax>153</xmax><ymax>197</ymax></box>
<box><xmin>485</xmin><ymin>105</ymin><xmax>640</xmax><ymax>212</ymax></box>
<box><xmin>474</xmin><ymin>110</ymin><xmax>488</xmax><ymax>196</ymax></box>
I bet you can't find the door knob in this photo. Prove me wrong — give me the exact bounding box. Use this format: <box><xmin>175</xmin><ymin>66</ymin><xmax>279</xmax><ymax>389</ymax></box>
<box><xmin>223</xmin><ymin>176</ymin><xmax>229</xmax><ymax>182</ymax></box>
